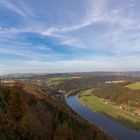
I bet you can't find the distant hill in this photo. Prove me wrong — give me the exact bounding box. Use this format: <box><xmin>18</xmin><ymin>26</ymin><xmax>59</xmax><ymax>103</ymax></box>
<box><xmin>1</xmin><ymin>71</ymin><xmax>140</xmax><ymax>79</ymax></box>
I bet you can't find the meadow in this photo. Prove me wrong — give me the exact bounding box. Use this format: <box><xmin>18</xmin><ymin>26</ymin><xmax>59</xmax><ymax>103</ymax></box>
<box><xmin>48</xmin><ymin>76</ymin><xmax>74</xmax><ymax>85</ymax></box>
<box><xmin>125</xmin><ymin>82</ymin><xmax>140</xmax><ymax>90</ymax></box>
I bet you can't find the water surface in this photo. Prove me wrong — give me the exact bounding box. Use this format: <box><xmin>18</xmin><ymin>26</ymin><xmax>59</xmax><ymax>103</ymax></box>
<box><xmin>67</xmin><ymin>95</ymin><xmax>140</xmax><ymax>140</ymax></box>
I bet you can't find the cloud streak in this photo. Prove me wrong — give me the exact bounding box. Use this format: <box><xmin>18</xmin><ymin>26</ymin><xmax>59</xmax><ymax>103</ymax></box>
<box><xmin>0</xmin><ymin>0</ymin><xmax>34</xmax><ymax>17</ymax></box>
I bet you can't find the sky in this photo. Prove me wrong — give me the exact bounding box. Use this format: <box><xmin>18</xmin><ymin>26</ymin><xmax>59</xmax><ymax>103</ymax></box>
<box><xmin>0</xmin><ymin>0</ymin><xmax>140</xmax><ymax>74</ymax></box>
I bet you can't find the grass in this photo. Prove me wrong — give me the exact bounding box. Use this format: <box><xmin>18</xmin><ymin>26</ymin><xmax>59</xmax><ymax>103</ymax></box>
<box><xmin>48</xmin><ymin>76</ymin><xmax>74</xmax><ymax>85</ymax></box>
<box><xmin>78</xmin><ymin>90</ymin><xmax>140</xmax><ymax>130</ymax></box>
<box><xmin>125</xmin><ymin>82</ymin><xmax>140</xmax><ymax>90</ymax></box>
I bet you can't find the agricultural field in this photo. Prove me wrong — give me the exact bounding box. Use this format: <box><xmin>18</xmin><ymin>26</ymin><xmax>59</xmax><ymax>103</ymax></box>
<box><xmin>78</xmin><ymin>89</ymin><xmax>140</xmax><ymax>130</ymax></box>
<box><xmin>125</xmin><ymin>82</ymin><xmax>140</xmax><ymax>90</ymax></box>
<box><xmin>47</xmin><ymin>76</ymin><xmax>74</xmax><ymax>85</ymax></box>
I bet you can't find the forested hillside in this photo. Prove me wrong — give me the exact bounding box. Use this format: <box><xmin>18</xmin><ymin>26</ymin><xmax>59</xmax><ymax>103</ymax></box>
<box><xmin>92</xmin><ymin>83</ymin><xmax>140</xmax><ymax>107</ymax></box>
<box><xmin>52</xmin><ymin>76</ymin><xmax>129</xmax><ymax>92</ymax></box>
<box><xmin>0</xmin><ymin>82</ymin><xmax>113</xmax><ymax>140</ymax></box>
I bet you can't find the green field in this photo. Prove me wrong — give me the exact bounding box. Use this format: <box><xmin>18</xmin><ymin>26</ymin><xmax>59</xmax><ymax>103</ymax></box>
<box><xmin>125</xmin><ymin>82</ymin><xmax>140</xmax><ymax>90</ymax></box>
<box><xmin>48</xmin><ymin>76</ymin><xmax>73</xmax><ymax>85</ymax></box>
<box><xmin>78</xmin><ymin>90</ymin><xmax>140</xmax><ymax>130</ymax></box>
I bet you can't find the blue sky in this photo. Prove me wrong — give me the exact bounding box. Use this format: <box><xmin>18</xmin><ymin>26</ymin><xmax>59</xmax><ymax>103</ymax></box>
<box><xmin>0</xmin><ymin>0</ymin><xmax>140</xmax><ymax>74</ymax></box>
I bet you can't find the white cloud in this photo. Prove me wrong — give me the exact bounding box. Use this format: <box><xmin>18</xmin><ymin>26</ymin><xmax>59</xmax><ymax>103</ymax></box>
<box><xmin>41</xmin><ymin>0</ymin><xmax>108</xmax><ymax>34</ymax></box>
<box><xmin>0</xmin><ymin>0</ymin><xmax>34</xmax><ymax>17</ymax></box>
<box><xmin>0</xmin><ymin>55</ymin><xmax>140</xmax><ymax>74</ymax></box>
<box><xmin>0</xmin><ymin>43</ymin><xmax>61</xmax><ymax>61</ymax></box>
<box><xmin>0</xmin><ymin>0</ymin><xmax>26</xmax><ymax>16</ymax></box>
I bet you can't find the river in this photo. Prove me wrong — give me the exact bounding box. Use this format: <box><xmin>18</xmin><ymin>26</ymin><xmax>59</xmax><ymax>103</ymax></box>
<box><xmin>67</xmin><ymin>95</ymin><xmax>140</xmax><ymax>140</ymax></box>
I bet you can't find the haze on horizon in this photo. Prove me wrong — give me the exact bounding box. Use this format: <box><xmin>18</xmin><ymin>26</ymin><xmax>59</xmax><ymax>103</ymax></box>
<box><xmin>0</xmin><ymin>0</ymin><xmax>140</xmax><ymax>74</ymax></box>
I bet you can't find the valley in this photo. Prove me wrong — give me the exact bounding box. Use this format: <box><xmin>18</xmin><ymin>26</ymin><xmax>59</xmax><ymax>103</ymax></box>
<box><xmin>0</xmin><ymin>72</ymin><xmax>140</xmax><ymax>140</ymax></box>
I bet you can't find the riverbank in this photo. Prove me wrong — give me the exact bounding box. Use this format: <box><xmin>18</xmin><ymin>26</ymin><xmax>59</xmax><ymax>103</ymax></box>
<box><xmin>78</xmin><ymin>90</ymin><xmax>140</xmax><ymax>131</ymax></box>
<box><xmin>67</xmin><ymin>95</ymin><xmax>140</xmax><ymax>140</ymax></box>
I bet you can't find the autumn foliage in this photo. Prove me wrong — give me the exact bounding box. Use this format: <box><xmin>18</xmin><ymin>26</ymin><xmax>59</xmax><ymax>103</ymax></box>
<box><xmin>0</xmin><ymin>82</ymin><xmax>113</xmax><ymax>140</ymax></box>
